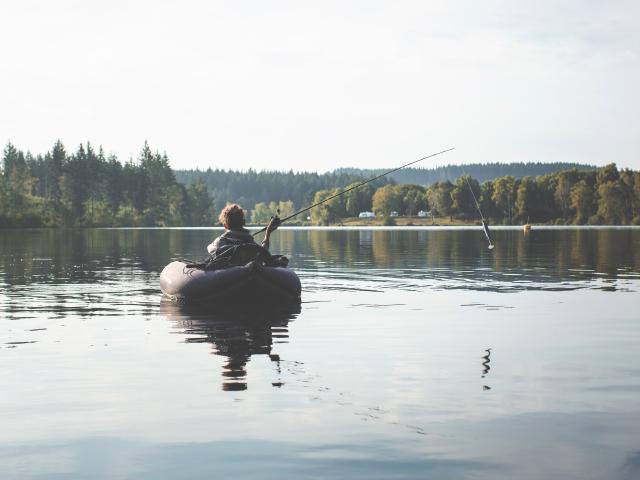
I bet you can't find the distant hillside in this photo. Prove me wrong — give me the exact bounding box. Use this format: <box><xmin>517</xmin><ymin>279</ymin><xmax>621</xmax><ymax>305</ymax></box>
<box><xmin>173</xmin><ymin>162</ymin><xmax>596</xmax><ymax>211</ymax></box>
<box><xmin>334</xmin><ymin>162</ymin><xmax>596</xmax><ymax>185</ymax></box>
<box><xmin>6</xmin><ymin>138</ymin><xmax>633</xmax><ymax>228</ymax></box>
<box><xmin>173</xmin><ymin>168</ymin><xmax>382</xmax><ymax>211</ymax></box>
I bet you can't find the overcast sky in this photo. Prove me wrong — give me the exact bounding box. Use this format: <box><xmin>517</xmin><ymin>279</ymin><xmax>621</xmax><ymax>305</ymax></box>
<box><xmin>1</xmin><ymin>0</ymin><xmax>638</xmax><ymax>171</ymax></box>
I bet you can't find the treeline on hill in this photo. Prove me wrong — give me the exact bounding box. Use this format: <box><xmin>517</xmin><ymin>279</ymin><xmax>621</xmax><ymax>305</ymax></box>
<box><xmin>0</xmin><ymin>141</ymin><xmax>216</xmax><ymax>227</ymax></box>
<box><xmin>0</xmin><ymin>141</ymin><xmax>376</xmax><ymax>227</ymax></box>
<box><xmin>1</xmin><ymin>140</ymin><xmax>638</xmax><ymax>227</ymax></box>
<box><xmin>336</xmin><ymin>162</ymin><xmax>595</xmax><ymax>185</ymax></box>
<box><xmin>310</xmin><ymin>164</ymin><xmax>640</xmax><ymax>225</ymax></box>
<box><xmin>174</xmin><ymin>169</ymin><xmax>379</xmax><ymax>215</ymax></box>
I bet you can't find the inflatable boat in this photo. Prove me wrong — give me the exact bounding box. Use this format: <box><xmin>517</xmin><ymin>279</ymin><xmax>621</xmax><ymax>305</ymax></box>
<box><xmin>160</xmin><ymin>260</ymin><xmax>301</xmax><ymax>304</ymax></box>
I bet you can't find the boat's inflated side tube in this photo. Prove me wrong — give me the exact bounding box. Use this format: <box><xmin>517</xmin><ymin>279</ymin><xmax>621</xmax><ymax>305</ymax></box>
<box><xmin>160</xmin><ymin>261</ymin><xmax>301</xmax><ymax>304</ymax></box>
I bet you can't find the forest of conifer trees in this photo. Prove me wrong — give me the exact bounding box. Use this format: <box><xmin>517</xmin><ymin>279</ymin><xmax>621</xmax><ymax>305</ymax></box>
<box><xmin>0</xmin><ymin>141</ymin><xmax>216</xmax><ymax>227</ymax></box>
<box><xmin>0</xmin><ymin>141</ymin><xmax>370</xmax><ymax>227</ymax></box>
<box><xmin>1</xmin><ymin>141</ymin><xmax>638</xmax><ymax>227</ymax></box>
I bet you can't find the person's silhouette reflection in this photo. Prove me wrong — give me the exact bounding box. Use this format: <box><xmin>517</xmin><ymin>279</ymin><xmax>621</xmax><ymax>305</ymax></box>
<box><xmin>160</xmin><ymin>301</ymin><xmax>300</xmax><ymax>391</ymax></box>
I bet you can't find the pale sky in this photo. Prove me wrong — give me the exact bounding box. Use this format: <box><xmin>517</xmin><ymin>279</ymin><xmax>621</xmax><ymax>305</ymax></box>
<box><xmin>1</xmin><ymin>0</ymin><xmax>639</xmax><ymax>171</ymax></box>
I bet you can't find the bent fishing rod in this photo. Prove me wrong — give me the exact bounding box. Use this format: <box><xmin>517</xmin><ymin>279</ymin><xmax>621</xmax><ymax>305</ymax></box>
<box><xmin>251</xmin><ymin>147</ymin><xmax>455</xmax><ymax>237</ymax></box>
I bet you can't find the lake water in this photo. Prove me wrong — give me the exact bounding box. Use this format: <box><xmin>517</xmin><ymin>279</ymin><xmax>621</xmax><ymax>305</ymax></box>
<box><xmin>1</xmin><ymin>227</ymin><xmax>639</xmax><ymax>479</ymax></box>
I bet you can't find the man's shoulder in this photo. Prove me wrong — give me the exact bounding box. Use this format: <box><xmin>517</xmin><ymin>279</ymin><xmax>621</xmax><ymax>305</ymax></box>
<box><xmin>225</xmin><ymin>228</ymin><xmax>254</xmax><ymax>240</ymax></box>
<box><xmin>225</xmin><ymin>227</ymin><xmax>248</xmax><ymax>233</ymax></box>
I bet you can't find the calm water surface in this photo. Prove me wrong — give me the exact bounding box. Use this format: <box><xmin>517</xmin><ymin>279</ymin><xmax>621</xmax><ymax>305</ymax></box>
<box><xmin>1</xmin><ymin>227</ymin><xmax>639</xmax><ymax>479</ymax></box>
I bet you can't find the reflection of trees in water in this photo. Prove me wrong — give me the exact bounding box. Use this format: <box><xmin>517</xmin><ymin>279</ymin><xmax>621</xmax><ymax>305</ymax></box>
<box><xmin>306</xmin><ymin>230</ymin><xmax>363</xmax><ymax>266</ymax></box>
<box><xmin>372</xmin><ymin>230</ymin><xmax>415</xmax><ymax>267</ymax></box>
<box><xmin>161</xmin><ymin>301</ymin><xmax>300</xmax><ymax>391</ymax></box>
<box><xmin>1</xmin><ymin>228</ymin><xmax>638</xmax><ymax>289</ymax></box>
<box><xmin>275</xmin><ymin>229</ymin><xmax>297</xmax><ymax>260</ymax></box>
<box><xmin>0</xmin><ymin>229</ymin><xmax>187</xmax><ymax>284</ymax></box>
<box><xmin>288</xmin><ymin>228</ymin><xmax>640</xmax><ymax>288</ymax></box>
<box><xmin>622</xmin><ymin>451</ymin><xmax>640</xmax><ymax>480</ymax></box>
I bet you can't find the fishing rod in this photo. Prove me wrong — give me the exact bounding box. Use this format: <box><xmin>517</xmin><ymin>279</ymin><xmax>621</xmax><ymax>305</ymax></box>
<box><xmin>251</xmin><ymin>147</ymin><xmax>455</xmax><ymax>237</ymax></box>
<box><xmin>462</xmin><ymin>171</ymin><xmax>494</xmax><ymax>250</ymax></box>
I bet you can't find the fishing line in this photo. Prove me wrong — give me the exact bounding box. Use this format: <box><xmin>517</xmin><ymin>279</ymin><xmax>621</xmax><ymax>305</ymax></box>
<box><xmin>462</xmin><ymin>168</ymin><xmax>494</xmax><ymax>250</ymax></box>
<box><xmin>251</xmin><ymin>147</ymin><xmax>455</xmax><ymax>237</ymax></box>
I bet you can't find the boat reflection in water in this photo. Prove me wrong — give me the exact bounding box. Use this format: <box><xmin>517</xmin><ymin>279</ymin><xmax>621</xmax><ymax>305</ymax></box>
<box><xmin>160</xmin><ymin>300</ymin><xmax>301</xmax><ymax>391</ymax></box>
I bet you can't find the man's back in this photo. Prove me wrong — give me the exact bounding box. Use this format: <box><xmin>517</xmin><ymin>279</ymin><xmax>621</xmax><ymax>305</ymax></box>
<box><xmin>208</xmin><ymin>228</ymin><xmax>258</xmax><ymax>255</ymax></box>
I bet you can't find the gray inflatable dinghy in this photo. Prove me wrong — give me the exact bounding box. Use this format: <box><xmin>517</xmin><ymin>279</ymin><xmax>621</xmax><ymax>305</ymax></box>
<box><xmin>160</xmin><ymin>260</ymin><xmax>301</xmax><ymax>304</ymax></box>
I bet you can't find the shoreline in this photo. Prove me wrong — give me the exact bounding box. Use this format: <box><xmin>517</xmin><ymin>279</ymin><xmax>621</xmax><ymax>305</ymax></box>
<box><xmin>2</xmin><ymin>222</ymin><xmax>640</xmax><ymax>231</ymax></box>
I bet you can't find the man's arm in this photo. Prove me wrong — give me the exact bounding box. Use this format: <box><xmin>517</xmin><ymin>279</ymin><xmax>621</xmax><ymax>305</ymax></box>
<box><xmin>261</xmin><ymin>216</ymin><xmax>281</xmax><ymax>249</ymax></box>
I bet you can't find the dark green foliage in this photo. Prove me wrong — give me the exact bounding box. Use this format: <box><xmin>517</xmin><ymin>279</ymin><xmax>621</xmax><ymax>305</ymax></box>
<box><xmin>371</xmin><ymin>184</ymin><xmax>402</xmax><ymax>216</ymax></box>
<box><xmin>174</xmin><ymin>168</ymin><xmax>381</xmax><ymax>213</ymax></box>
<box><xmin>1</xmin><ymin>140</ymin><xmax>197</xmax><ymax>227</ymax></box>
<box><xmin>371</xmin><ymin>184</ymin><xmax>425</xmax><ymax>217</ymax></box>
<box><xmin>570</xmin><ymin>180</ymin><xmax>594</xmax><ymax>224</ymax></box>
<box><xmin>372</xmin><ymin>164</ymin><xmax>638</xmax><ymax>225</ymax></box>
<box><xmin>104</xmin><ymin>154</ymin><xmax>123</xmax><ymax>215</ymax></box>
<box><xmin>2</xmin><ymin>142</ymin><xmax>35</xmax><ymax>223</ymax></box>
<box><xmin>451</xmin><ymin>176</ymin><xmax>480</xmax><ymax>219</ymax></box>
<box><xmin>0</xmin><ymin>140</ymin><xmax>637</xmax><ymax>227</ymax></box>
<box><xmin>344</xmin><ymin>183</ymin><xmax>374</xmax><ymax>217</ymax></box>
<box><xmin>337</xmin><ymin>162</ymin><xmax>595</xmax><ymax>185</ymax></box>
<box><xmin>310</xmin><ymin>189</ymin><xmax>347</xmax><ymax>225</ymax></box>
<box><xmin>491</xmin><ymin>176</ymin><xmax>517</xmax><ymax>224</ymax></box>
<box><xmin>187</xmin><ymin>179</ymin><xmax>215</xmax><ymax>225</ymax></box>
<box><xmin>515</xmin><ymin>177</ymin><xmax>536</xmax><ymax>223</ymax></box>
<box><xmin>48</xmin><ymin>141</ymin><xmax>66</xmax><ymax>220</ymax></box>
<box><xmin>426</xmin><ymin>181</ymin><xmax>454</xmax><ymax>219</ymax></box>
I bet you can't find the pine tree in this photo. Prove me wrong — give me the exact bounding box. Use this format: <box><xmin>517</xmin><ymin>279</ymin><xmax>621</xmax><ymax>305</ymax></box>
<box><xmin>105</xmin><ymin>154</ymin><xmax>123</xmax><ymax>215</ymax></box>
<box><xmin>63</xmin><ymin>144</ymin><xmax>90</xmax><ymax>223</ymax></box>
<box><xmin>2</xmin><ymin>143</ymin><xmax>35</xmax><ymax>221</ymax></box>
<box><xmin>187</xmin><ymin>178</ymin><xmax>213</xmax><ymax>225</ymax></box>
<box><xmin>49</xmin><ymin>140</ymin><xmax>66</xmax><ymax>218</ymax></box>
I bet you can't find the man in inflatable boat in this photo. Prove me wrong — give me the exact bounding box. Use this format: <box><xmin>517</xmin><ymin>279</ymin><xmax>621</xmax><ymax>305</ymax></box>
<box><xmin>206</xmin><ymin>204</ymin><xmax>287</xmax><ymax>268</ymax></box>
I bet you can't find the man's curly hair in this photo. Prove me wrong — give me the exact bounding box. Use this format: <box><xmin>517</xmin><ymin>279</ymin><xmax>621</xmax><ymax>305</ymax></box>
<box><xmin>219</xmin><ymin>204</ymin><xmax>246</xmax><ymax>229</ymax></box>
